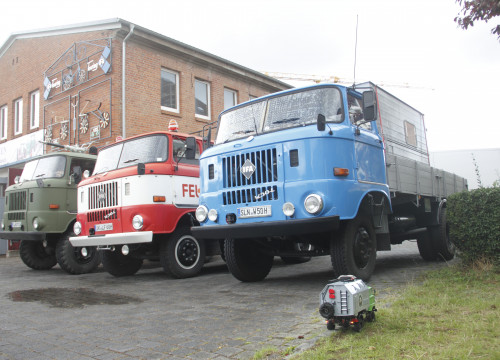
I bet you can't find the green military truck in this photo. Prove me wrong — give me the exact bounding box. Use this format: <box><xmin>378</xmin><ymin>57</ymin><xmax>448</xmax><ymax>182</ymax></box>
<box><xmin>0</xmin><ymin>145</ymin><xmax>100</xmax><ymax>274</ymax></box>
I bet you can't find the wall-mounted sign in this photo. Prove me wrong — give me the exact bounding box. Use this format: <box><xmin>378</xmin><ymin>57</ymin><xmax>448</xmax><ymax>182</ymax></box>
<box><xmin>90</xmin><ymin>125</ymin><xmax>100</xmax><ymax>140</ymax></box>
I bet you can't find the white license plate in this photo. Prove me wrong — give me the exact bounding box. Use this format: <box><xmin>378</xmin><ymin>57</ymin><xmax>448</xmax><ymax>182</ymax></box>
<box><xmin>95</xmin><ymin>223</ymin><xmax>113</xmax><ymax>232</ymax></box>
<box><xmin>11</xmin><ymin>222</ymin><xmax>22</xmax><ymax>228</ymax></box>
<box><xmin>238</xmin><ymin>205</ymin><xmax>272</xmax><ymax>218</ymax></box>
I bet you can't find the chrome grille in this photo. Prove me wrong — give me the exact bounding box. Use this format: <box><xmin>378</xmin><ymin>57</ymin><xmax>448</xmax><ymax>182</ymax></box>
<box><xmin>88</xmin><ymin>182</ymin><xmax>118</xmax><ymax>210</ymax></box>
<box><xmin>8</xmin><ymin>191</ymin><xmax>27</xmax><ymax>211</ymax></box>
<box><xmin>87</xmin><ymin>208</ymin><xmax>118</xmax><ymax>222</ymax></box>
<box><xmin>222</xmin><ymin>148</ymin><xmax>278</xmax><ymax>188</ymax></box>
<box><xmin>223</xmin><ymin>185</ymin><xmax>278</xmax><ymax>205</ymax></box>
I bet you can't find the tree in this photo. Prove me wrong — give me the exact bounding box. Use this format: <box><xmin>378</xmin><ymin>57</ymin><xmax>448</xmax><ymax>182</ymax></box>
<box><xmin>455</xmin><ymin>0</ymin><xmax>500</xmax><ymax>40</ymax></box>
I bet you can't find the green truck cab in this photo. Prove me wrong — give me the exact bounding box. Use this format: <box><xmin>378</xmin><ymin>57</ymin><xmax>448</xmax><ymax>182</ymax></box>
<box><xmin>0</xmin><ymin>149</ymin><xmax>100</xmax><ymax>274</ymax></box>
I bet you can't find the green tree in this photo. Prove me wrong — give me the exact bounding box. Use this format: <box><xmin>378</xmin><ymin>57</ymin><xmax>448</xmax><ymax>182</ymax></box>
<box><xmin>455</xmin><ymin>0</ymin><xmax>500</xmax><ymax>40</ymax></box>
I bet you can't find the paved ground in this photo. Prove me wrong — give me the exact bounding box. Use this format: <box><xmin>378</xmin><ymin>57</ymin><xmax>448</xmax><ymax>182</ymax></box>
<box><xmin>0</xmin><ymin>241</ymin><xmax>457</xmax><ymax>360</ymax></box>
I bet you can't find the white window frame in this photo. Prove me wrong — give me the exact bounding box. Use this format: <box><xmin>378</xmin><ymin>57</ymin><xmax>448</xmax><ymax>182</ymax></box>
<box><xmin>224</xmin><ymin>88</ymin><xmax>237</xmax><ymax>110</ymax></box>
<box><xmin>14</xmin><ymin>98</ymin><xmax>23</xmax><ymax>135</ymax></box>
<box><xmin>30</xmin><ymin>90</ymin><xmax>40</xmax><ymax>129</ymax></box>
<box><xmin>194</xmin><ymin>79</ymin><xmax>211</xmax><ymax>121</ymax></box>
<box><xmin>161</xmin><ymin>68</ymin><xmax>180</xmax><ymax>113</ymax></box>
<box><xmin>0</xmin><ymin>105</ymin><xmax>7</xmax><ymax>140</ymax></box>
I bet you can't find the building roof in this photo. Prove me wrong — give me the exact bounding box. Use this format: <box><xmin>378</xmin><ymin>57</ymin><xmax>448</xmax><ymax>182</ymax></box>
<box><xmin>0</xmin><ymin>18</ymin><xmax>292</xmax><ymax>91</ymax></box>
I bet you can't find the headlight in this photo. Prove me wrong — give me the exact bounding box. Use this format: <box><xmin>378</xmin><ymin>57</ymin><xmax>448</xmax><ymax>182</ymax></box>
<box><xmin>282</xmin><ymin>202</ymin><xmax>295</xmax><ymax>217</ymax></box>
<box><xmin>208</xmin><ymin>209</ymin><xmax>218</xmax><ymax>222</ymax></box>
<box><xmin>195</xmin><ymin>205</ymin><xmax>208</xmax><ymax>222</ymax></box>
<box><xmin>304</xmin><ymin>194</ymin><xmax>323</xmax><ymax>215</ymax></box>
<box><xmin>1</xmin><ymin>220</ymin><xmax>4</xmax><ymax>230</ymax></box>
<box><xmin>83</xmin><ymin>170</ymin><xmax>90</xmax><ymax>179</ymax></box>
<box><xmin>33</xmin><ymin>217</ymin><xmax>42</xmax><ymax>230</ymax></box>
<box><xmin>132</xmin><ymin>215</ymin><xmax>144</xmax><ymax>230</ymax></box>
<box><xmin>73</xmin><ymin>221</ymin><xmax>82</xmax><ymax>235</ymax></box>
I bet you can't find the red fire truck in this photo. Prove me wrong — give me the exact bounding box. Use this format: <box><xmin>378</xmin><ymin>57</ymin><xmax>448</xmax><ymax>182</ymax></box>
<box><xmin>69</xmin><ymin>128</ymin><xmax>220</xmax><ymax>278</ymax></box>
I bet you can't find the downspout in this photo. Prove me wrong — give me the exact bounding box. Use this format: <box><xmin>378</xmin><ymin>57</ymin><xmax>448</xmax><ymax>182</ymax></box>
<box><xmin>122</xmin><ymin>24</ymin><xmax>135</xmax><ymax>139</ymax></box>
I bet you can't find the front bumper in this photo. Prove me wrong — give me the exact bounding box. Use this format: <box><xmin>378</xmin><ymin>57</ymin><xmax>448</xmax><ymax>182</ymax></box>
<box><xmin>0</xmin><ymin>231</ymin><xmax>46</xmax><ymax>241</ymax></box>
<box><xmin>69</xmin><ymin>231</ymin><xmax>153</xmax><ymax>247</ymax></box>
<box><xmin>191</xmin><ymin>215</ymin><xmax>340</xmax><ymax>239</ymax></box>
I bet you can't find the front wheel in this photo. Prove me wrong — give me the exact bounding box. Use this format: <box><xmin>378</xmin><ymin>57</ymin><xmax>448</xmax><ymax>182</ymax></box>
<box><xmin>19</xmin><ymin>240</ymin><xmax>57</xmax><ymax>270</ymax></box>
<box><xmin>225</xmin><ymin>238</ymin><xmax>273</xmax><ymax>282</ymax></box>
<box><xmin>429</xmin><ymin>208</ymin><xmax>455</xmax><ymax>261</ymax></box>
<box><xmin>160</xmin><ymin>227</ymin><xmax>205</xmax><ymax>279</ymax></box>
<box><xmin>55</xmin><ymin>234</ymin><xmax>101</xmax><ymax>275</ymax></box>
<box><xmin>331</xmin><ymin>214</ymin><xmax>377</xmax><ymax>281</ymax></box>
<box><xmin>102</xmin><ymin>249</ymin><xmax>143</xmax><ymax>277</ymax></box>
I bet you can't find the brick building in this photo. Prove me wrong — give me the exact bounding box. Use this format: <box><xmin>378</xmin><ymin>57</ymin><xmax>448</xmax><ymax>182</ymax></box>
<box><xmin>0</xmin><ymin>18</ymin><xmax>290</xmax><ymax>254</ymax></box>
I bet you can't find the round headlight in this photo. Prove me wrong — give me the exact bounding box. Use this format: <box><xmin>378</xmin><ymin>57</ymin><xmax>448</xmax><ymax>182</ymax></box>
<box><xmin>1</xmin><ymin>220</ymin><xmax>4</xmax><ymax>230</ymax></box>
<box><xmin>132</xmin><ymin>215</ymin><xmax>144</xmax><ymax>230</ymax></box>
<box><xmin>208</xmin><ymin>209</ymin><xmax>218</xmax><ymax>222</ymax></box>
<box><xmin>195</xmin><ymin>205</ymin><xmax>208</xmax><ymax>222</ymax></box>
<box><xmin>304</xmin><ymin>194</ymin><xmax>323</xmax><ymax>215</ymax></box>
<box><xmin>73</xmin><ymin>221</ymin><xmax>82</xmax><ymax>235</ymax></box>
<box><xmin>282</xmin><ymin>202</ymin><xmax>295</xmax><ymax>217</ymax></box>
<box><xmin>33</xmin><ymin>217</ymin><xmax>41</xmax><ymax>230</ymax></box>
<box><xmin>83</xmin><ymin>170</ymin><xmax>90</xmax><ymax>179</ymax></box>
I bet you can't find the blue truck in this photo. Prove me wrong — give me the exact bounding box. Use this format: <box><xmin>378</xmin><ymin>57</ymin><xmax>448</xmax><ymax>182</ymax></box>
<box><xmin>191</xmin><ymin>82</ymin><xmax>467</xmax><ymax>282</ymax></box>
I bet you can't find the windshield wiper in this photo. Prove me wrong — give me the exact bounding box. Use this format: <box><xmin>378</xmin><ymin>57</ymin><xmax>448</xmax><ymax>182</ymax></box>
<box><xmin>224</xmin><ymin>130</ymin><xmax>254</xmax><ymax>143</ymax></box>
<box><xmin>273</xmin><ymin>117</ymin><xmax>300</xmax><ymax>124</ymax></box>
<box><xmin>35</xmin><ymin>174</ymin><xmax>45</xmax><ymax>178</ymax></box>
<box><xmin>123</xmin><ymin>158</ymin><xmax>139</xmax><ymax>164</ymax></box>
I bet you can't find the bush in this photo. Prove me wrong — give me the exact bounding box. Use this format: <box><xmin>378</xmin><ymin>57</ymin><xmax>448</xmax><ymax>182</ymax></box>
<box><xmin>447</xmin><ymin>187</ymin><xmax>500</xmax><ymax>266</ymax></box>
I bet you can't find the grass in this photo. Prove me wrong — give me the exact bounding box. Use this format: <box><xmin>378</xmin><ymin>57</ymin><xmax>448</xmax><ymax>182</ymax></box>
<box><xmin>256</xmin><ymin>262</ymin><xmax>500</xmax><ymax>359</ymax></box>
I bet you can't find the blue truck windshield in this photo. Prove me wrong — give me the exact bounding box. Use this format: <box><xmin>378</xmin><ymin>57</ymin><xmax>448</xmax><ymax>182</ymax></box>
<box><xmin>216</xmin><ymin>87</ymin><xmax>343</xmax><ymax>144</ymax></box>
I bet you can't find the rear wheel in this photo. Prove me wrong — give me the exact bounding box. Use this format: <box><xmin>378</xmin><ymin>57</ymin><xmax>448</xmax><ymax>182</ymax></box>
<box><xmin>160</xmin><ymin>227</ymin><xmax>205</xmax><ymax>278</ymax></box>
<box><xmin>55</xmin><ymin>234</ymin><xmax>101</xmax><ymax>275</ymax></box>
<box><xmin>429</xmin><ymin>208</ymin><xmax>455</xmax><ymax>261</ymax></box>
<box><xmin>331</xmin><ymin>214</ymin><xmax>377</xmax><ymax>281</ymax></box>
<box><xmin>417</xmin><ymin>231</ymin><xmax>438</xmax><ymax>261</ymax></box>
<box><xmin>19</xmin><ymin>240</ymin><xmax>57</xmax><ymax>270</ymax></box>
<box><xmin>102</xmin><ymin>248</ymin><xmax>143</xmax><ymax>277</ymax></box>
<box><xmin>225</xmin><ymin>238</ymin><xmax>273</xmax><ymax>282</ymax></box>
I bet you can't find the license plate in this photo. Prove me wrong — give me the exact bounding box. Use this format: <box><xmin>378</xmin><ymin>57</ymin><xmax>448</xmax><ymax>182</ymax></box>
<box><xmin>238</xmin><ymin>205</ymin><xmax>272</xmax><ymax>218</ymax></box>
<box><xmin>95</xmin><ymin>223</ymin><xmax>113</xmax><ymax>232</ymax></box>
<box><xmin>11</xmin><ymin>222</ymin><xmax>22</xmax><ymax>228</ymax></box>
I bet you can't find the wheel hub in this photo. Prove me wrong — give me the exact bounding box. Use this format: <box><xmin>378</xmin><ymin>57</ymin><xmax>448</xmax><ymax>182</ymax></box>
<box><xmin>353</xmin><ymin>227</ymin><xmax>372</xmax><ymax>268</ymax></box>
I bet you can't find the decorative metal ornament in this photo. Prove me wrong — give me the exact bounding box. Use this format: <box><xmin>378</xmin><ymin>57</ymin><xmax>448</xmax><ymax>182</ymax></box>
<box><xmin>60</xmin><ymin>123</ymin><xmax>68</xmax><ymax>140</ymax></box>
<box><xmin>44</xmin><ymin>126</ymin><xmax>53</xmax><ymax>142</ymax></box>
<box><xmin>78</xmin><ymin>69</ymin><xmax>86</xmax><ymax>83</ymax></box>
<box><xmin>80</xmin><ymin>115</ymin><xmax>89</xmax><ymax>134</ymax></box>
<box><xmin>100</xmin><ymin>112</ymin><xmax>110</xmax><ymax>128</ymax></box>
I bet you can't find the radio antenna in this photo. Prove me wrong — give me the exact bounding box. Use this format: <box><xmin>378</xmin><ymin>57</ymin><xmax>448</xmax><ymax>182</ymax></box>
<box><xmin>353</xmin><ymin>14</ymin><xmax>359</xmax><ymax>88</ymax></box>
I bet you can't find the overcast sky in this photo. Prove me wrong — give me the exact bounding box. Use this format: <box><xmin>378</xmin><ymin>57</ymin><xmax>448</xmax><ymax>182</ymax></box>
<box><xmin>1</xmin><ymin>0</ymin><xmax>499</xmax><ymax>152</ymax></box>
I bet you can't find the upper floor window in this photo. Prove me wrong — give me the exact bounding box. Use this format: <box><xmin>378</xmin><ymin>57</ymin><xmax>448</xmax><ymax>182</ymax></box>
<box><xmin>30</xmin><ymin>90</ymin><xmax>40</xmax><ymax>129</ymax></box>
<box><xmin>0</xmin><ymin>105</ymin><xmax>7</xmax><ymax>140</ymax></box>
<box><xmin>224</xmin><ymin>88</ymin><xmax>237</xmax><ymax>110</ymax></box>
<box><xmin>404</xmin><ymin>120</ymin><xmax>417</xmax><ymax>147</ymax></box>
<box><xmin>14</xmin><ymin>98</ymin><xmax>23</xmax><ymax>135</ymax></box>
<box><xmin>195</xmin><ymin>79</ymin><xmax>210</xmax><ymax>120</ymax></box>
<box><xmin>161</xmin><ymin>68</ymin><xmax>179</xmax><ymax>113</ymax></box>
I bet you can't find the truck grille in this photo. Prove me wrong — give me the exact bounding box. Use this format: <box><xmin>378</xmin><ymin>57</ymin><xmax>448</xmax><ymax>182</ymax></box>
<box><xmin>222</xmin><ymin>148</ymin><xmax>278</xmax><ymax>188</ymax></box>
<box><xmin>87</xmin><ymin>208</ymin><xmax>118</xmax><ymax>222</ymax></box>
<box><xmin>8</xmin><ymin>212</ymin><xmax>25</xmax><ymax>220</ymax></box>
<box><xmin>8</xmin><ymin>191</ymin><xmax>27</xmax><ymax>211</ymax></box>
<box><xmin>223</xmin><ymin>185</ymin><xmax>278</xmax><ymax>205</ymax></box>
<box><xmin>88</xmin><ymin>182</ymin><xmax>118</xmax><ymax>210</ymax></box>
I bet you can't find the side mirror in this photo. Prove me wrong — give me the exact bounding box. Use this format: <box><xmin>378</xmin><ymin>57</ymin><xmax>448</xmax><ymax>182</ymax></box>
<box><xmin>317</xmin><ymin>114</ymin><xmax>326</xmax><ymax>132</ymax></box>
<box><xmin>203</xmin><ymin>127</ymin><xmax>212</xmax><ymax>151</ymax></box>
<box><xmin>185</xmin><ymin>137</ymin><xmax>197</xmax><ymax>160</ymax></box>
<box><xmin>137</xmin><ymin>163</ymin><xmax>146</xmax><ymax>175</ymax></box>
<box><xmin>362</xmin><ymin>91</ymin><xmax>377</xmax><ymax>121</ymax></box>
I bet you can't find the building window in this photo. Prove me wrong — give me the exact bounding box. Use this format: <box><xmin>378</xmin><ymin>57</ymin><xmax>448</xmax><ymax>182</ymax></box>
<box><xmin>224</xmin><ymin>88</ymin><xmax>237</xmax><ymax>110</ymax></box>
<box><xmin>14</xmin><ymin>98</ymin><xmax>23</xmax><ymax>135</ymax></box>
<box><xmin>161</xmin><ymin>68</ymin><xmax>179</xmax><ymax>113</ymax></box>
<box><xmin>249</xmin><ymin>95</ymin><xmax>258</xmax><ymax>100</ymax></box>
<box><xmin>404</xmin><ymin>121</ymin><xmax>417</xmax><ymax>147</ymax></box>
<box><xmin>195</xmin><ymin>79</ymin><xmax>210</xmax><ymax>120</ymax></box>
<box><xmin>30</xmin><ymin>90</ymin><xmax>40</xmax><ymax>129</ymax></box>
<box><xmin>0</xmin><ymin>106</ymin><xmax>7</xmax><ymax>140</ymax></box>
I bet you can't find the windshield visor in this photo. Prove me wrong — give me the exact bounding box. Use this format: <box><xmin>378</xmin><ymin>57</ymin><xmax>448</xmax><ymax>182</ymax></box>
<box><xmin>93</xmin><ymin>135</ymin><xmax>169</xmax><ymax>175</ymax></box>
<box><xmin>216</xmin><ymin>87</ymin><xmax>343</xmax><ymax>144</ymax></box>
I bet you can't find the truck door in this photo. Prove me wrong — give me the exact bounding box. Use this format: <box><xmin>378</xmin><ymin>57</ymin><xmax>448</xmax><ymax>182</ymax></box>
<box><xmin>348</xmin><ymin>94</ymin><xmax>386</xmax><ymax>185</ymax></box>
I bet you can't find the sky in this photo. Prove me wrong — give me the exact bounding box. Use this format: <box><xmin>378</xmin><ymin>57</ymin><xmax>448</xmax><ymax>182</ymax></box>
<box><xmin>1</xmin><ymin>0</ymin><xmax>499</xmax><ymax>153</ymax></box>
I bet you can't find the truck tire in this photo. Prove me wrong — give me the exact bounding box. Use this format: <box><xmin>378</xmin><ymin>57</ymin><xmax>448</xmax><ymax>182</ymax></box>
<box><xmin>429</xmin><ymin>208</ymin><xmax>455</xmax><ymax>261</ymax></box>
<box><xmin>417</xmin><ymin>231</ymin><xmax>438</xmax><ymax>261</ymax></box>
<box><xmin>225</xmin><ymin>238</ymin><xmax>273</xmax><ymax>282</ymax></box>
<box><xmin>160</xmin><ymin>227</ymin><xmax>205</xmax><ymax>279</ymax></box>
<box><xmin>19</xmin><ymin>240</ymin><xmax>57</xmax><ymax>270</ymax></box>
<box><xmin>331</xmin><ymin>214</ymin><xmax>377</xmax><ymax>281</ymax></box>
<box><xmin>102</xmin><ymin>249</ymin><xmax>143</xmax><ymax>277</ymax></box>
<box><xmin>55</xmin><ymin>233</ymin><xmax>101</xmax><ymax>275</ymax></box>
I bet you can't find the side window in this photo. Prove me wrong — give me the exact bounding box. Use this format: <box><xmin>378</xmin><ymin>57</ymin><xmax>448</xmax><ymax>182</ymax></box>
<box><xmin>404</xmin><ymin>121</ymin><xmax>417</xmax><ymax>147</ymax></box>
<box><xmin>30</xmin><ymin>90</ymin><xmax>40</xmax><ymax>129</ymax></box>
<box><xmin>195</xmin><ymin>79</ymin><xmax>210</xmax><ymax>120</ymax></box>
<box><xmin>0</xmin><ymin>105</ymin><xmax>7</xmax><ymax>140</ymax></box>
<box><xmin>70</xmin><ymin>158</ymin><xmax>96</xmax><ymax>175</ymax></box>
<box><xmin>172</xmin><ymin>138</ymin><xmax>200</xmax><ymax>165</ymax></box>
<box><xmin>348</xmin><ymin>94</ymin><xmax>371</xmax><ymax>130</ymax></box>
<box><xmin>161</xmin><ymin>68</ymin><xmax>179</xmax><ymax>113</ymax></box>
<box><xmin>14</xmin><ymin>98</ymin><xmax>23</xmax><ymax>135</ymax></box>
<box><xmin>224</xmin><ymin>88</ymin><xmax>237</xmax><ymax>110</ymax></box>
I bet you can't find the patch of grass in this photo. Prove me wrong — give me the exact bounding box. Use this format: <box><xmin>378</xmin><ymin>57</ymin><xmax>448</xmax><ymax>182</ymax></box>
<box><xmin>293</xmin><ymin>264</ymin><xmax>500</xmax><ymax>359</ymax></box>
<box><xmin>253</xmin><ymin>346</ymin><xmax>279</xmax><ymax>360</ymax></box>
